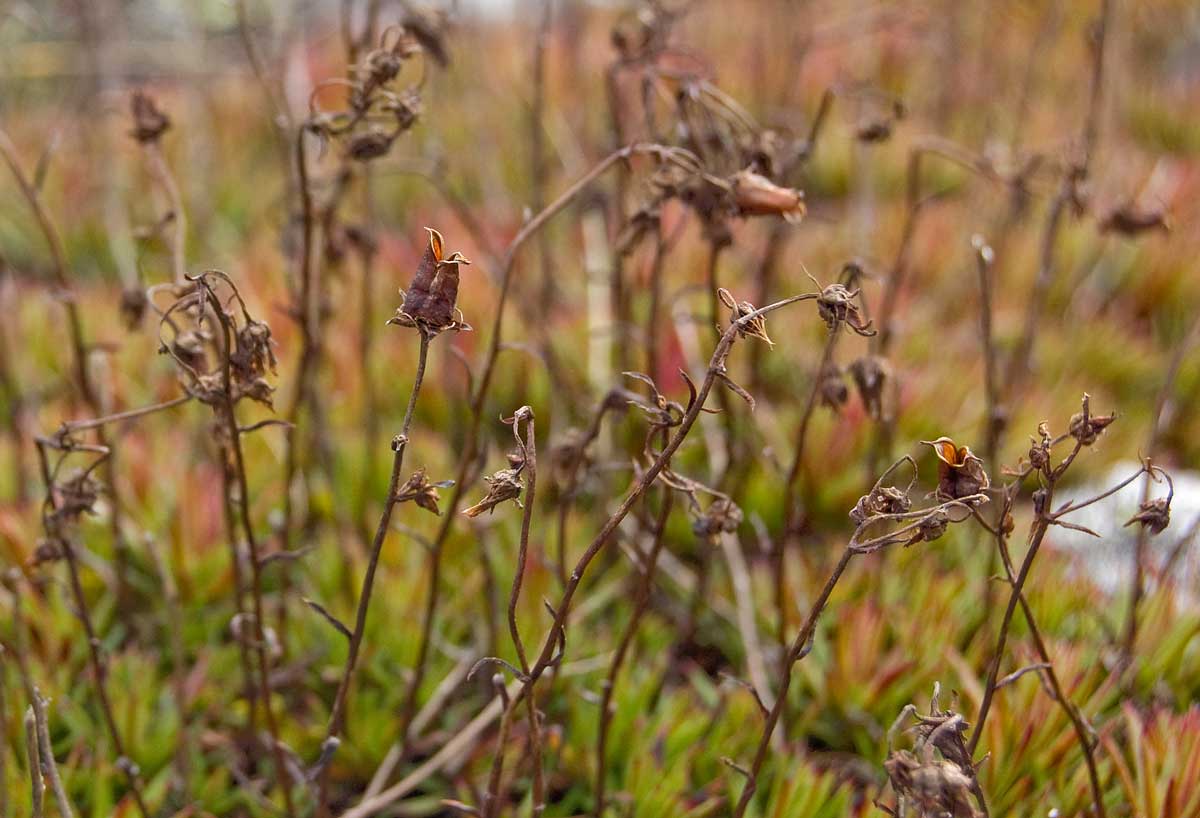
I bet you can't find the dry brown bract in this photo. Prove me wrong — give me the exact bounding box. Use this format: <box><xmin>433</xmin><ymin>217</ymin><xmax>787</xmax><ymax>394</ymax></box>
<box><xmin>390</xmin><ymin>228</ymin><xmax>472</xmax><ymax>335</ymax></box>
<box><xmin>729</xmin><ymin>169</ymin><xmax>805</xmax><ymax>223</ymax></box>
<box><xmin>463</xmin><ymin>453</ymin><xmax>526</xmax><ymax>518</ymax></box>
<box><xmin>923</xmin><ymin>438</ymin><xmax>990</xmax><ymax>502</ymax></box>
<box><xmin>396</xmin><ymin>468</ymin><xmax>454</xmax><ymax>516</ymax></box>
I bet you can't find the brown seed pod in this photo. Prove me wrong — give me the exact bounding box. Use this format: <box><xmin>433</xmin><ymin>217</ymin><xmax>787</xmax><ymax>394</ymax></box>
<box><xmin>729</xmin><ymin>169</ymin><xmax>806</xmax><ymax>223</ymax></box>
<box><xmin>129</xmin><ymin>91</ymin><xmax>170</xmax><ymax>144</ymax></box>
<box><xmin>391</xmin><ymin>228</ymin><xmax>472</xmax><ymax>334</ymax></box>
<box><xmin>923</xmin><ymin>437</ymin><xmax>990</xmax><ymax>502</ymax></box>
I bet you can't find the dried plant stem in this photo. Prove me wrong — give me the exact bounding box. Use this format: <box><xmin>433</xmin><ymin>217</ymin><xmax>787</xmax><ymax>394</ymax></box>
<box><xmin>595</xmin><ymin>488</ymin><xmax>673</xmax><ymax>817</ymax></box>
<box><xmin>483</xmin><ymin>409</ymin><xmax>543</xmax><ymax>818</ymax></box>
<box><xmin>24</xmin><ymin>706</ymin><xmax>42</xmax><ymax>818</ymax></box>
<box><xmin>731</xmin><ymin>546</ymin><xmax>854</xmax><ymax>818</ymax></box>
<box><xmin>203</xmin><ymin>282</ymin><xmax>296</xmax><ymax>818</ymax></box>
<box><xmin>220</xmin><ymin>454</ymin><xmax>260</xmax><ymax>734</ymax></box>
<box><xmin>394</xmin><ymin>143</ymin><xmax>683</xmax><ymax>749</ymax></box>
<box><xmin>356</xmin><ymin>184</ymin><xmax>381</xmax><ymax>547</ymax></box>
<box><xmin>775</xmin><ymin>328</ymin><xmax>839</xmax><ymax>648</ymax></box>
<box><xmin>58</xmin><ymin>536</ymin><xmax>151</xmax><ymax>817</ymax></box>
<box><xmin>32</xmin><ymin>688</ymin><xmax>75</xmax><ymax>818</ymax></box>
<box><xmin>315</xmin><ymin>330</ymin><xmax>432</xmax><ymax>816</ymax></box>
<box><xmin>484</xmin><ymin>295</ymin><xmax>815</xmax><ymax>817</ymax></box>
<box><xmin>1122</xmin><ymin>317</ymin><xmax>1196</xmax><ymax>659</ymax></box>
<box><xmin>976</xmin><ymin>500</ymin><xmax>1106</xmax><ymax>818</ymax></box>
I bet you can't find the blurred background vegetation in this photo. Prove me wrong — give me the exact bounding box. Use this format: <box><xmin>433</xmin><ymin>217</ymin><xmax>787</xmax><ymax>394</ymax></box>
<box><xmin>1</xmin><ymin>0</ymin><xmax>1199</xmax><ymax>816</ymax></box>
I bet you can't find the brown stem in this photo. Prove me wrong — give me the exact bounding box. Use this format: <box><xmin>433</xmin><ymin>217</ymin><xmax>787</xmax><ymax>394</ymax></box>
<box><xmin>394</xmin><ymin>143</ymin><xmax>685</xmax><ymax>749</ymax></box>
<box><xmin>203</xmin><ymin>282</ymin><xmax>296</xmax><ymax>818</ymax></box>
<box><xmin>483</xmin><ymin>409</ymin><xmax>543</xmax><ymax>818</ymax></box>
<box><xmin>315</xmin><ymin>330</ymin><xmax>432</xmax><ymax>816</ymax></box>
<box><xmin>595</xmin><ymin>487</ymin><xmax>673</xmax><ymax>817</ymax></box>
<box><xmin>774</xmin><ymin>328</ymin><xmax>839</xmax><ymax>650</ymax></box>
<box><xmin>487</xmin><ymin>295</ymin><xmax>816</xmax><ymax>815</ymax></box>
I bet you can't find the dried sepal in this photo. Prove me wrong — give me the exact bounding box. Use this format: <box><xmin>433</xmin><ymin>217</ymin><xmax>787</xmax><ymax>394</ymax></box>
<box><xmin>390</xmin><ymin>228</ymin><xmax>472</xmax><ymax>335</ymax></box>
<box><xmin>717</xmin><ymin>288</ymin><xmax>773</xmax><ymax>347</ymax></box>
<box><xmin>463</xmin><ymin>460</ymin><xmax>524</xmax><ymax>518</ymax></box>
<box><xmin>691</xmin><ymin>496</ymin><xmax>743</xmax><ymax>539</ymax></box>
<box><xmin>1125</xmin><ymin>497</ymin><xmax>1170</xmax><ymax>534</ymax></box>
<box><xmin>817</xmin><ymin>365</ymin><xmax>849</xmax><ymax>410</ymax></box>
<box><xmin>814</xmin><ymin>280</ymin><xmax>874</xmax><ymax>335</ymax></box>
<box><xmin>396</xmin><ymin>467</ymin><xmax>454</xmax><ymax>515</ymax></box>
<box><xmin>1068</xmin><ymin>396</ymin><xmax>1116</xmax><ymax>446</ymax></box>
<box><xmin>923</xmin><ymin>437</ymin><xmax>990</xmax><ymax>502</ymax></box>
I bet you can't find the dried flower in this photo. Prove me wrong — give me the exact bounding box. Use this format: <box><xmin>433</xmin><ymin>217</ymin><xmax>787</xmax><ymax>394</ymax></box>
<box><xmin>816</xmin><ymin>283</ymin><xmax>874</xmax><ymax>335</ymax></box>
<box><xmin>849</xmin><ymin>356</ymin><xmax>890</xmax><ymax>419</ymax></box>
<box><xmin>130</xmin><ymin>91</ymin><xmax>170</xmax><ymax>144</ymax></box>
<box><xmin>717</xmin><ymin>288</ymin><xmax>772</xmax><ymax>346</ymax></box>
<box><xmin>390</xmin><ymin>228</ymin><xmax>472</xmax><ymax>334</ymax></box>
<box><xmin>917</xmin><ymin>509</ymin><xmax>950</xmax><ymax>542</ymax></box>
<box><xmin>923</xmin><ymin>438</ymin><xmax>989</xmax><ymax>502</ymax></box>
<box><xmin>729</xmin><ymin>169</ymin><xmax>806</xmax><ymax>223</ymax></box>
<box><xmin>1068</xmin><ymin>399</ymin><xmax>1115</xmax><ymax>446</ymax></box>
<box><xmin>1125</xmin><ymin>497</ymin><xmax>1170</xmax><ymax>534</ymax></box>
<box><xmin>691</xmin><ymin>497</ymin><xmax>743</xmax><ymax>539</ymax></box>
<box><xmin>884</xmin><ymin>752</ymin><xmax>980</xmax><ymax>818</ymax></box>
<box><xmin>396</xmin><ymin>468</ymin><xmax>454</xmax><ymax>515</ymax></box>
<box><xmin>232</xmin><ymin>320</ymin><xmax>277</xmax><ymax>381</ymax></box>
<box><xmin>463</xmin><ymin>460</ymin><xmax>524</xmax><ymax>517</ymax></box>
<box><xmin>818</xmin><ymin>365</ymin><xmax>849</xmax><ymax>410</ymax></box>
<box><xmin>850</xmin><ymin>484</ymin><xmax>912</xmax><ymax>527</ymax></box>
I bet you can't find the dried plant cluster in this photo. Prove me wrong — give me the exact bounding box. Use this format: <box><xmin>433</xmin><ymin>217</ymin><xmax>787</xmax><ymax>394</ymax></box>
<box><xmin>0</xmin><ymin>1</ymin><xmax>1198</xmax><ymax>818</ymax></box>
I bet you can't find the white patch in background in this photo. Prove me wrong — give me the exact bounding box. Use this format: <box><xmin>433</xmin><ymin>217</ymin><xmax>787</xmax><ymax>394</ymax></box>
<box><xmin>1051</xmin><ymin>462</ymin><xmax>1200</xmax><ymax>603</ymax></box>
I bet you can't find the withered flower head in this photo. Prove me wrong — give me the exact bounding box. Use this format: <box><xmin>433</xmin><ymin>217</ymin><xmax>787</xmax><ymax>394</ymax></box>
<box><xmin>691</xmin><ymin>497</ymin><xmax>743</xmax><ymax>539</ymax></box>
<box><xmin>130</xmin><ymin>91</ymin><xmax>170</xmax><ymax>144</ymax></box>
<box><xmin>396</xmin><ymin>467</ymin><xmax>454</xmax><ymax>515</ymax></box>
<box><xmin>816</xmin><ymin>282</ymin><xmax>874</xmax><ymax>335</ymax></box>
<box><xmin>390</xmin><ymin>228</ymin><xmax>472</xmax><ymax>335</ymax></box>
<box><xmin>1125</xmin><ymin>497</ymin><xmax>1170</xmax><ymax>534</ymax></box>
<box><xmin>917</xmin><ymin>508</ymin><xmax>951</xmax><ymax>542</ymax></box>
<box><xmin>729</xmin><ymin>169</ymin><xmax>806</xmax><ymax>223</ymax></box>
<box><xmin>850</xmin><ymin>484</ymin><xmax>912</xmax><ymax>527</ymax></box>
<box><xmin>849</xmin><ymin>355</ymin><xmax>891</xmax><ymax>419</ymax></box>
<box><xmin>232</xmin><ymin>319</ymin><xmax>277</xmax><ymax>382</ymax></box>
<box><xmin>818</xmin><ymin>365</ymin><xmax>849</xmax><ymax>410</ymax></box>
<box><xmin>1068</xmin><ymin>399</ymin><xmax>1116</xmax><ymax>446</ymax></box>
<box><xmin>463</xmin><ymin>460</ymin><xmax>524</xmax><ymax>518</ymax></box>
<box><xmin>717</xmin><ymin>288</ymin><xmax>772</xmax><ymax>347</ymax></box>
<box><xmin>884</xmin><ymin>751</ymin><xmax>979</xmax><ymax>818</ymax></box>
<box><xmin>923</xmin><ymin>437</ymin><xmax>989</xmax><ymax>502</ymax></box>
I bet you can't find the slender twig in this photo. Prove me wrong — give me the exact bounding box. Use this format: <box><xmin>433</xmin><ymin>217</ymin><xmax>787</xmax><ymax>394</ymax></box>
<box><xmin>140</xmin><ymin>140</ymin><xmax>187</xmax><ymax>287</ymax></box>
<box><xmin>31</xmin><ymin>688</ymin><xmax>75</xmax><ymax>818</ymax></box>
<box><xmin>200</xmin><ymin>278</ymin><xmax>296</xmax><ymax>818</ymax></box>
<box><xmin>481</xmin><ymin>408</ymin><xmax>544</xmax><ymax>818</ymax></box>
<box><xmin>1122</xmin><ymin>316</ymin><xmax>1197</xmax><ymax>660</ymax></box>
<box><xmin>394</xmin><ymin>143</ymin><xmax>691</xmax><ymax>750</ymax></box>
<box><xmin>315</xmin><ymin>330</ymin><xmax>433</xmax><ymax>816</ymax></box>
<box><xmin>25</xmin><ymin>706</ymin><xmax>42</xmax><ymax>818</ymax></box>
<box><xmin>595</xmin><ymin>486</ymin><xmax>673</xmax><ymax>817</ymax></box>
<box><xmin>484</xmin><ymin>294</ymin><xmax>817</xmax><ymax>817</ymax></box>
